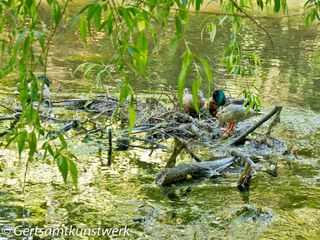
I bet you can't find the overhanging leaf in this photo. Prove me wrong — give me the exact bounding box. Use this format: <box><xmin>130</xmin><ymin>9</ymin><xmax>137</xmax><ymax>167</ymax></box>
<box><xmin>274</xmin><ymin>0</ymin><xmax>281</xmax><ymax>12</ymax></box>
<box><xmin>178</xmin><ymin>49</ymin><xmax>193</xmax><ymax>108</ymax></box>
<box><xmin>28</xmin><ymin>131</ymin><xmax>37</xmax><ymax>159</ymax></box>
<box><xmin>207</xmin><ymin>22</ymin><xmax>216</xmax><ymax>42</ymax></box>
<box><xmin>79</xmin><ymin>17</ymin><xmax>87</xmax><ymax>45</ymax></box>
<box><xmin>58</xmin><ymin>155</ymin><xmax>68</xmax><ymax>183</ymax></box>
<box><xmin>18</xmin><ymin>131</ymin><xmax>28</xmax><ymax>158</ymax></box>
<box><xmin>198</xmin><ymin>56</ymin><xmax>213</xmax><ymax>97</ymax></box>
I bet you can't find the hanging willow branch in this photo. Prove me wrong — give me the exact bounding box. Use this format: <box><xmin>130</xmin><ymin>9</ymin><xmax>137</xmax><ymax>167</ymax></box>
<box><xmin>231</xmin><ymin>0</ymin><xmax>275</xmax><ymax>51</ymax></box>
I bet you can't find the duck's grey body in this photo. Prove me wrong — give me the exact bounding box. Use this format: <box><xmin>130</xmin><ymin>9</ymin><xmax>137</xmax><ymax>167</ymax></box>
<box><xmin>210</xmin><ymin>89</ymin><xmax>262</xmax><ymax>135</ymax></box>
<box><xmin>216</xmin><ymin>104</ymin><xmax>258</xmax><ymax>123</ymax></box>
<box><xmin>27</xmin><ymin>82</ymin><xmax>50</xmax><ymax>100</ymax></box>
<box><xmin>41</xmin><ymin>84</ymin><xmax>50</xmax><ymax>100</ymax></box>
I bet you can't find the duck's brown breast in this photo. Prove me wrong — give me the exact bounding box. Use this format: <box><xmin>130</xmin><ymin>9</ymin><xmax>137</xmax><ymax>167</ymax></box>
<box><xmin>207</xmin><ymin>98</ymin><xmax>219</xmax><ymax>117</ymax></box>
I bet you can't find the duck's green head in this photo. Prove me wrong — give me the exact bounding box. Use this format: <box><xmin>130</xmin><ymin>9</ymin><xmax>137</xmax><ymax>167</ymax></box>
<box><xmin>37</xmin><ymin>75</ymin><xmax>51</xmax><ymax>87</ymax></box>
<box><xmin>212</xmin><ymin>90</ymin><xmax>226</xmax><ymax>106</ymax></box>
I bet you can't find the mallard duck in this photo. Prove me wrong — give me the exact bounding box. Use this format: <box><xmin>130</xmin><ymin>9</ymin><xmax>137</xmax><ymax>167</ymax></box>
<box><xmin>182</xmin><ymin>88</ymin><xmax>205</xmax><ymax>114</ymax></box>
<box><xmin>210</xmin><ymin>90</ymin><xmax>260</xmax><ymax>135</ymax></box>
<box><xmin>208</xmin><ymin>89</ymin><xmax>245</xmax><ymax>117</ymax></box>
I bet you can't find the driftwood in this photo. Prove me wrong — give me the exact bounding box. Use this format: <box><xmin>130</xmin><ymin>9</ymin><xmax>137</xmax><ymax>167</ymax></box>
<box><xmin>230</xmin><ymin>106</ymin><xmax>283</xmax><ymax>145</ymax></box>
<box><xmin>156</xmin><ymin>157</ymin><xmax>236</xmax><ymax>186</ymax></box>
<box><xmin>165</xmin><ymin>137</ymin><xmax>188</xmax><ymax>168</ymax></box>
<box><xmin>0</xmin><ymin>103</ymin><xmax>19</xmax><ymax>113</ymax></box>
<box><xmin>237</xmin><ymin>163</ymin><xmax>252</xmax><ymax>192</ymax></box>
<box><xmin>165</xmin><ymin>137</ymin><xmax>201</xmax><ymax>168</ymax></box>
<box><xmin>0</xmin><ymin>92</ymin><xmax>290</xmax><ymax>198</ymax></box>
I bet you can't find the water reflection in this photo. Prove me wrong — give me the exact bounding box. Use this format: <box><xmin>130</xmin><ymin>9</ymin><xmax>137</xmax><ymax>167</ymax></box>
<box><xmin>0</xmin><ymin>12</ymin><xmax>318</xmax><ymax>112</ymax></box>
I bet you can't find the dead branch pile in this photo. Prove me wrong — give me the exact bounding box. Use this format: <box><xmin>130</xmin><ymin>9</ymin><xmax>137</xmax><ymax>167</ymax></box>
<box><xmin>0</xmin><ymin>94</ymin><xmax>285</xmax><ymax>188</ymax></box>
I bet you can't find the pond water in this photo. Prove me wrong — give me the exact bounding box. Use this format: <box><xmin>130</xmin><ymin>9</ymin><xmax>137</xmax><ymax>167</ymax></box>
<box><xmin>0</xmin><ymin>3</ymin><xmax>320</xmax><ymax>240</ymax></box>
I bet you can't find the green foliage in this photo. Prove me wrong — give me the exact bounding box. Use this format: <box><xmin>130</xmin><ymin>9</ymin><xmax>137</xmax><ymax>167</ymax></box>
<box><xmin>73</xmin><ymin>0</ymin><xmax>320</xmax><ymax>116</ymax></box>
<box><xmin>207</xmin><ymin>22</ymin><xmax>217</xmax><ymax>43</ymax></box>
<box><xmin>0</xmin><ymin>0</ymin><xmax>77</xmax><ymax>187</ymax></box>
<box><xmin>304</xmin><ymin>0</ymin><xmax>320</xmax><ymax>27</ymax></box>
<box><xmin>274</xmin><ymin>0</ymin><xmax>281</xmax><ymax>12</ymax></box>
<box><xmin>28</xmin><ymin>131</ymin><xmax>37</xmax><ymax>160</ymax></box>
<box><xmin>80</xmin><ymin>16</ymin><xmax>88</xmax><ymax>45</ymax></box>
<box><xmin>178</xmin><ymin>48</ymin><xmax>193</xmax><ymax>107</ymax></box>
<box><xmin>42</xmin><ymin>134</ymin><xmax>78</xmax><ymax>186</ymax></box>
<box><xmin>197</xmin><ymin>56</ymin><xmax>213</xmax><ymax>97</ymax></box>
<box><xmin>18</xmin><ymin>131</ymin><xmax>28</xmax><ymax>158</ymax></box>
<box><xmin>243</xmin><ymin>89</ymin><xmax>262</xmax><ymax>113</ymax></box>
<box><xmin>58</xmin><ymin>155</ymin><xmax>69</xmax><ymax>183</ymax></box>
<box><xmin>68</xmin><ymin>159</ymin><xmax>78</xmax><ymax>186</ymax></box>
<box><xmin>133</xmin><ymin>31</ymin><xmax>148</xmax><ymax>74</ymax></box>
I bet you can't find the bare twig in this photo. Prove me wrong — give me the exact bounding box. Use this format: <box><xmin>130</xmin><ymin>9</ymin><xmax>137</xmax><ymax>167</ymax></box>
<box><xmin>165</xmin><ymin>137</ymin><xmax>202</xmax><ymax>168</ymax></box>
<box><xmin>0</xmin><ymin>113</ymin><xmax>20</xmax><ymax>138</ymax></box>
<box><xmin>231</xmin><ymin>0</ymin><xmax>275</xmax><ymax>51</ymax></box>
<box><xmin>0</xmin><ymin>114</ymin><xmax>20</xmax><ymax>121</ymax></box>
<box><xmin>0</xmin><ymin>103</ymin><xmax>18</xmax><ymax>113</ymax></box>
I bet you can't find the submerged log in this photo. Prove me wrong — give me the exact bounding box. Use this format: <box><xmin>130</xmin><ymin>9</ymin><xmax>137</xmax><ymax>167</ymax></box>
<box><xmin>156</xmin><ymin>157</ymin><xmax>236</xmax><ymax>186</ymax></box>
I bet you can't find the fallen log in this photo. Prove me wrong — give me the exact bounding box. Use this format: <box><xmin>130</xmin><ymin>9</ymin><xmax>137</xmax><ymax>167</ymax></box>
<box><xmin>156</xmin><ymin>157</ymin><xmax>236</xmax><ymax>186</ymax></box>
